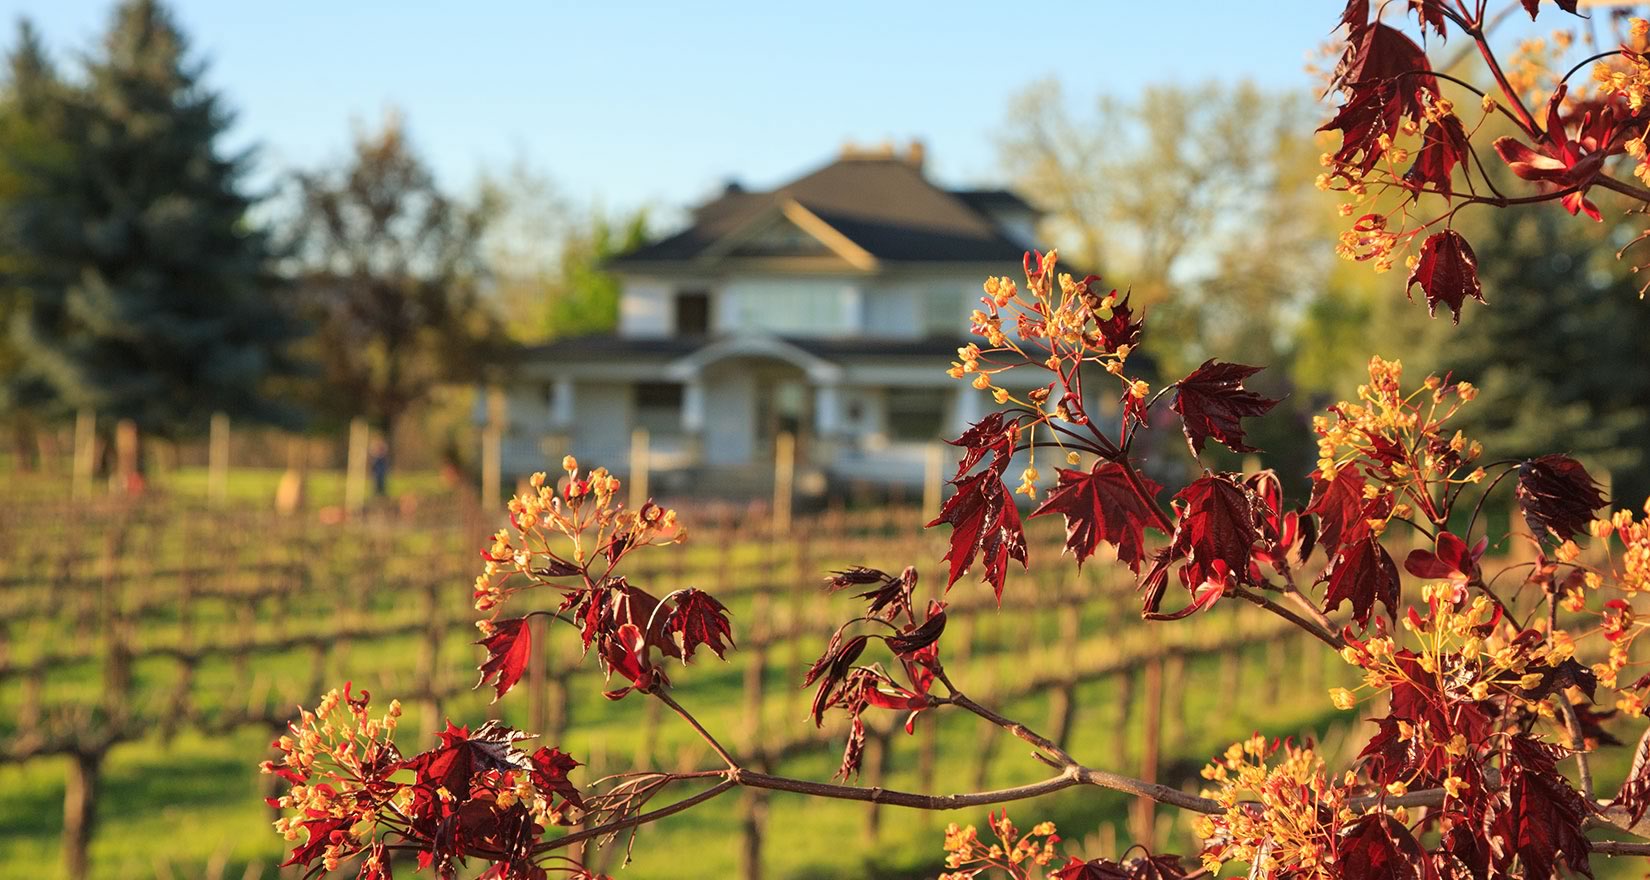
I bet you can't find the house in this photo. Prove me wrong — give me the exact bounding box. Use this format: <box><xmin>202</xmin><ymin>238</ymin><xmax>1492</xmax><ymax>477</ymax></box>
<box><xmin>500</xmin><ymin>142</ymin><xmax>1051</xmax><ymax>495</ymax></box>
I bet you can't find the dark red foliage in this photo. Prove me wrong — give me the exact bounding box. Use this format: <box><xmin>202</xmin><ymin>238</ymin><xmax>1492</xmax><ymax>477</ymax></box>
<box><xmin>1403</xmin><ymin>531</ymin><xmax>1485</xmax><ymax>585</ymax></box>
<box><xmin>476</xmin><ymin>617</ymin><xmax>534</xmax><ymax>702</ymax></box>
<box><xmin>279</xmin><ymin>815</ymin><xmax>353</xmax><ymax>868</ymax></box>
<box><xmin>527</xmin><ymin>747</ymin><xmax>583</xmax><ymax>811</ymax></box>
<box><xmin>1360</xmin><ymin>651</ymin><xmax>1494</xmax><ymax>786</ymax></box>
<box><xmin>660</xmin><ymin>588</ymin><xmax>734</xmax><ymax>661</ymax></box>
<box><xmin>1170</xmin><ymin>360</ymin><xmax>1279</xmax><ymax>456</ymax></box>
<box><xmin>1404</xmin><ymin>115</ymin><xmax>1468</xmax><ymax>198</ymax></box>
<box><xmin>1246</xmin><ymin>469</ymin><xmax>1316</xmax><ymax>575</ymax></box>
<box><xmin>1029</xmin><ymin>461</ymin><xmax>1165</xmax><ymax>572</ymax></box>
<box><xmin>1405</xmin><ymin>230</ymin><xmax>1482</xmax><ymax>323</ymax></box>
<box><xmin>945</xmin><ymin>410</ymin><xmax>1020</xmax><ymax>478</ymax></box>
<box><xmin>1322</xmin><ymin>23</ymin><xmax>1438</xmax><ymax>175</ymax></box>
<box><xmin>1493</xmin><ymin>86</ymin><xmax>1634</xmax><ymax>222</ymax></box>
<box><xmin>1169</xmin><ymin>474</ymin><xmax>1261</xmax><ymax>596</ymax></box>
<box><xmin>1490</xmin><ymin>736</ymin><xmax>1593</xmax><ymax>878</ymax></box>
<box><xmin>1306</xmin><ymin>464</ymin><xmax>1371</xmax><ymax>553</ymax></box>
<box><xmin>1337</xmin><ymin>812</ymin><xmax>1432</xmax><ymax>880</ymax></box>
<box><xmin>1516</xmin><ymin>454</ymin><xmax>1607</xmax><ymax>543</ymax></box>
<box><xmin>824</xmin><ymin>566</ymin><xmax>916</xmax><ymax>622</ymax></box>
<box><xmin>1320</xmin><ymin>536</ymin><xmax>1401</xmax><ymax>629</ymax></box>
<box><xmin>1610</xmin><ymin>751</ymin><xmax>1650</xmax><ymax>826</ymax></box>
<box><xmin>1051</xmin><ymin>853</ymin><xmax>1192</xmax><ymax>879</ymax></box>
<box><xmin>928</xmin><ymin>467</ymin><xmax>1027</xmax><ymax>601</ymax></box>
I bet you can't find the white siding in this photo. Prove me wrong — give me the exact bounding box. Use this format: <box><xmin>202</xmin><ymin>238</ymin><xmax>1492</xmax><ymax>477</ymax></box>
<box><xmin>619</xmin><ymin>279</ymin><xmax>673</xmax><ymax>338</ymax></box>
<box><xmin>716</xmin><ymin>277</ymin><xmax>858</xmax><ymax>337</ymax></box>
<box><xmin>859</xmin><ymin>276</ymin><xmax>980</xmax><ymax>338</ymax></box>
<box><xmin>572</xmin><ymin>381</ymin><xmax>633</xmax><ymax>463</ymax></box>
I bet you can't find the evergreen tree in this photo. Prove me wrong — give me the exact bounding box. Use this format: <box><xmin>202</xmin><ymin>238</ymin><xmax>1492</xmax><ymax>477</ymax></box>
<box><xmin>0</xmin><ymin>19</ymin><xmax>76</xmax><ymax>464</ymax></box>
<box><xmin>4</xmin><ymin>0</ymin><xmax>302</xmax><ymax>438</ymax></box>
<box><xmin>1376</xmin><ymin>199</ymin><xmax>1650</xmax><ymax>505</ymax></box>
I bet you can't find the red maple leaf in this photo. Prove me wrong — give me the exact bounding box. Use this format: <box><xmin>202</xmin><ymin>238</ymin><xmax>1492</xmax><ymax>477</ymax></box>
<box><xmin>927</xmin><ymin>468</ymin><xmax>1027</xmax><ymax>601</ymax></box>
<box><xmin>1306</xmin><ymin>464</ymin><xmax>1371</xmax><ymax>553</ymax></box>
<box><xmin>1029</xmin><ymin>461</ymin><xmax>1165</xmax><ymax>573</ymax></box>
<box><xmin>1490</xmin><ymin>736</ymin><xmax>1593</xmax><ymax>878</ymax></box>
<box><xmin>1170</xmin><ymin>360</ymin><xmax>1280</xmax><ymax>456</ymax></box>
<box><xmin>1336</xmin><ymin>812</ymin><xmax>1430</xmax><ymax>880</ymax></box>
<box><xmin>1320</xmin><ymin>536</ymin><xmax>1401</xmax><ymax>628</ymax></box>
<box><xmin>475</xmin><ymin>617</ymin><xmax>533</xmax><ymax>702</ymax></box>
<box><xmin>1403</xmin><ymin>531</ymin><xmax>1485</xmax><ymax>584</ymax></box>
<box><xmin>1404</xmin><ymin>114</ymin><xmax>1468</xmax><ymax>198</ymax></box>
<box><xmin>1170</xmin><ymin>474</ymin><xmax>1261</xmax><ymax>595</ymax></box>
<box><xmin>660</xmin><ymin>588</ymin><xmax>734</xmax><ymax>662</ymax></box>
<box><xmin>528</xmin><ymin>746</ymin><xmax>584</xmax><ymax>812</ymax></box>
<box><xmin>1493</xmin><ymin>85</ymin><xmax>1633</xmax><ymax>222</ymax></box>
<box><xmin>1515</xmin><ymin>453</ymin><xmax>1607</xmax><ymax>543</ymax></box>
<box><xmin>1052</xmin><ymin>853</ymin><xmax>1192</xmax><ymax>879</ymax></box>
<box><xmin>1405</xmin><ymin>229</ymin><xmax>1482</xmax><ymax>323</ymax></box>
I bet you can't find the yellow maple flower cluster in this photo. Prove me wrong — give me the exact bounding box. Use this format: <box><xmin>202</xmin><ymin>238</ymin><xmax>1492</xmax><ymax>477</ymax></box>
<box><xmin>1332</xmin><ymin>590</ymin><xmax>1572</xmax><ymax>724</ymax></box>
<box><xmin>939</xmin><ymin>812</ymin><xmax>1061</xmax><ymax>880</ymax></box>
<box><xmin>261</xmin><ymin>686</ymin><xmax>403</xmax><ymax>872</ymax></box>
<box><xmin>1195</xmin><ymin>736</ymin><xmax>1350</xmax><ymax>878</ymax></box>
<box><xmin>473</xmin><ymin>455</ymin><xmax>683</xmax><ymax>613</ymax></box>
<box><xmin>1312</xmin><ymin>356</ymin><xmax>1483</xmax><ymax>529</ymax></box>
<box><xmin>945</xmin><ymin>250</ymin><xmax>1144</xmax><ymax>500</ymax></box>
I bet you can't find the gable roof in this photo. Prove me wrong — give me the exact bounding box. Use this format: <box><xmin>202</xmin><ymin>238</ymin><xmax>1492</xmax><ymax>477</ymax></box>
<box><xmin>609</xmin><ymin>155</ymin><xmax>1033</xmax><ymax>271</ymax></box>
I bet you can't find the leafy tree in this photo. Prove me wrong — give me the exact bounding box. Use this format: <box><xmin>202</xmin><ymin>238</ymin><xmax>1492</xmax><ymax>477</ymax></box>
<box><xmin>286</xmin><ymin>111</ymin><xmax>498</xmax><ymax>447</ymax></box>
<box><xmin>2</xmin><ymin>0</ymin><xmax>302</xmax><ymax>438</ymax></box>
<box><xmin>481</xmin><ymin>162</ymin><xmax>647</xmax><ymax>343</ymax></box>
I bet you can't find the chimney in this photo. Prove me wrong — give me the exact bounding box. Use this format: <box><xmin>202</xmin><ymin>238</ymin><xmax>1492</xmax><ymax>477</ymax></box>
<box><xmin>905</xmin><ymin>139</ymin><xmax>925</xmax><ymax>170</ymax></box>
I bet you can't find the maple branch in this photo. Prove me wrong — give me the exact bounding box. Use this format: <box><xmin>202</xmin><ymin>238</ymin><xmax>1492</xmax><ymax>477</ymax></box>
<box><xmin>1462</xmin><ymin>16</ymin><xmax>1542</xmax><ymax>137</ymax></box>
<box><xmin>1231</xmin><ymin>585</ymin><xmax>1347</xmax><ymax>650</ymax></box>
<box><xmin>934</xmin><ymin>669</ymin><xmax>1225</xmax><ymax>814</ymax></box>
<box><xmin>1595</xmin><ymin>841</ymin><xmax>1650</xmax><ymax>857</ymax></box>
<box><xmin>1596</xmin><ymin>174</ymin><xmax>1650</xmax><ymax>206</ymax></box>
<box><xmin>652</xmin><ymin>687</ymin><xmax>739</xmax><ymax>769</ymax></box>
<box><xmin>538</xmin><ymin>777</ymin><xmax>739</xmax><ymax>853</ymax></box>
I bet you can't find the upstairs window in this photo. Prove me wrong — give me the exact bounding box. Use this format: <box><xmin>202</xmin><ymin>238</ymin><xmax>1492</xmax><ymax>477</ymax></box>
<box><xmin>674</xmin><ymin>290</ymin><xmax>711</xmax><ymax>336</ymax></box>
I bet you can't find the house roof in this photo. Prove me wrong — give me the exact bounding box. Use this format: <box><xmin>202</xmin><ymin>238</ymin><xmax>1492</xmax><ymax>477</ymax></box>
<box><xmin>609</xmin><ymin>155</ymin><xmax>1034</xmax><ymax>270</ymax></box>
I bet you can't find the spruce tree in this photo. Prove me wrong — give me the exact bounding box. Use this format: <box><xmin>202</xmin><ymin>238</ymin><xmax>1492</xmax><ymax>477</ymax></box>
<box><xmin>1379</xmin><ymin>200</ymin><xmax>1650</xmax><ymax>505</ymax></box>
<box><xmin>5</xmin><ymin>0</ymin><xmax>302</xmax><ymax>437</ymax></box>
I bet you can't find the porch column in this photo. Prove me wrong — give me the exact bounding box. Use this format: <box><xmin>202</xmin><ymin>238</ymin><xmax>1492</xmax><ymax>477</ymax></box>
<box><xmin>814</xmin><ymin>382</ymin><xmax>841</xmax><ymax>438</ymax></box>
<box><xmin>682</xmin><ymin>380</ymin><xmax>706</xmax><ymax>466</ymax></box>
<box><xmin>548</xmin><ymin>377</ymin><xmax>574</xmax><ymax>429</ymax></box>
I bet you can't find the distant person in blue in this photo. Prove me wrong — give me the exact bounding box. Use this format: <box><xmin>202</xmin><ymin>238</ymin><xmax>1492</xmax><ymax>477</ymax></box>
<box><xmin>369</xmin><ymin>438</ymin><xmax>390</xmax><ymax>498</ymax></box>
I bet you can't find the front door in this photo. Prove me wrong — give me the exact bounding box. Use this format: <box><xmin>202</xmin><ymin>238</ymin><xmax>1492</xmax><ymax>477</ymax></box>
<box><xmin>755</xmin><ymin>375</ymin><xmax>811</xmax><ymax>464</ymax></box>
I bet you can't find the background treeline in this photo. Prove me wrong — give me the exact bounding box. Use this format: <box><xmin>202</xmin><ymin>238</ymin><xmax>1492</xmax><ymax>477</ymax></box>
<box><xmin>999</xmin><ymin>78</ymin><xmax>1650</xmax><ymax>507</ymax></box>
<box><xmin>3</xmin><ymin>0</ymin><xmax>1647</xmax><ymax>504</ymax></box>
<box><xmin>0</xmin><ymin>0</ymin><xmax>642</xmax><ymax>475</ymax></box>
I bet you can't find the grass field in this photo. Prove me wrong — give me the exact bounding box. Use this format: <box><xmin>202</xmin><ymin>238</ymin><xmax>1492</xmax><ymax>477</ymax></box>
<box><xmin>1</xmin><ymin>469</ymin><xmax>1645</xmax><ymax>880</ymax></box>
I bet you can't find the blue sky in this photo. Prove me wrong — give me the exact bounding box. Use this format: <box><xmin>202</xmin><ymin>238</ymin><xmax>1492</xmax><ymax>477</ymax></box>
<box><xmin>10</xmin><ymin>1</ymin><xmax>1339</xmax><ymax>217</ymax></box>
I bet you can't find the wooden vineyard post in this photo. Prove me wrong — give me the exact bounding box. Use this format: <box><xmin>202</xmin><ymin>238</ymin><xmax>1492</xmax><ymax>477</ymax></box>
<box><xmin>1162</xmin><ymin>653</ymin><xmax>1187</xmax><ymax>757</ymax></box>
<box><xmin>862</xmin><ymin>725</ymin><xmax>893</xmax><ymax>842</ymax></box>
<box><xmin>1046</xmin><ymin>584</ymin><xmax>1082</xmax><ymax>748</ymax></box>
<box><xmin>739</xmin><ymin>592</ymin><xmax>771</xmax><ymax>880</ymax></box>
<box><xmin>1131</xmin><ymin>655</ymin><xmax>1165</xmax><ymax>850</ymax></box>
<box><xmin>344</xmin><ymin>417</ymin><xmax>369</xmax><ymax>516</ymax></box>
<box><xmin>628</xmin><ymin>428</ymin><xmax>650</xmax><ymax>511</ymax></box>
<box><xmin>208</xmin><ymin>412</ymin><xmax>230</xmax><ymax>507</ymax></box>
<box><xmin>772</xmin><ymin>431</ymin><xmax>795</xmax><ymax>535</ymax></box>
<box><xmin>63</xmin><ymin>749</ymin><xmax>102</xmax><ymax>880</ymax></box>
<box><xmin>415</xmin><ymin>578</ymin><xmax>445</xmax><ymax>743</ymax></box>
<box><xmin>113</xmin><ymin>419</ymin><xmax>139</xmax><ymax>495</ymax></box>
<box><xmin>526</xmin><ymin>614</ymin><xmax>550</xmax><ymax>736</ymax></box>
<box><xmin>481</xmin><ymin>389</ymin><xmax>506</xmax><ymax>518</ymax></box>
<box><xmin>72</xmin><ymin>409</ymin><xmax>95</xmax><ymax>499</ymax></box>
<box><xmin>922</xmin><ymin>440</ymin><xmax>944</xmax><ymax>521</ymax></box>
